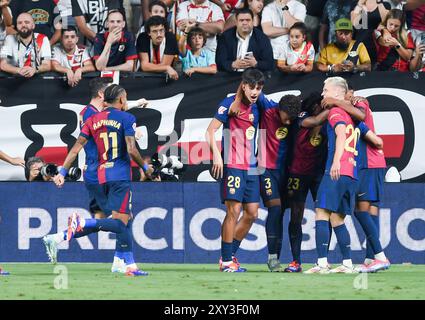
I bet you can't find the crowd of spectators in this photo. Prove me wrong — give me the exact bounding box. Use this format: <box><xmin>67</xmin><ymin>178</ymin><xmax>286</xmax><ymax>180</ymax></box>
<box><xmin>0</xmin><ymin>0</ymin><xmax>424</xmax><ymax>86</ymax></box>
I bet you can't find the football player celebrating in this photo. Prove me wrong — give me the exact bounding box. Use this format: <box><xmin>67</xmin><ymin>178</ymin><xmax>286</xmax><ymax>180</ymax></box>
<box><xmin>54</xmin><ymin>84</ymin><xmax>151</xmax><ymax>276</ymax></box>
<box><xmin>283</xmin><ymin>92</ymin><xmax>330</xmax><ymax>273</ymax></box>
<box><xmin>206</xmin><ymin>68</ymin><xmax>264</xmax><ymax>272</ymax></box>
<box><xmin>321</xmin><ymin>85</ymin><xmax>390</xmax><ymax>273</ymax></box>
<box><xmin>256</xmin><ymin>94</ymin><xmax>301</xmax><ymax>272</ymax></box>
<box><xmin>305</xmin><ymin>77</ymin><xmax>380</xmax><ymax>274</ymax></box>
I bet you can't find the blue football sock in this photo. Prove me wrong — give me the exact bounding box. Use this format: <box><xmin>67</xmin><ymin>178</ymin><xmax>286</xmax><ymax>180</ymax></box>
<box><xmin>232</xmin><ymin>239</ymin><xmax>241</xmax><ymax>256</ymax></box>
<box><xmin>366</xmin><ymin>215</ymin><xmax>380</xmax><ymax>259</ymax></box>
<box><xmin>355</xmin><ymin>211</ymin><xmax>382</xmax><ymax>257</ymax></box>
<box><xmin>334</xmin><ymin>224</ymin><xmax>351</xmax><ymax>261</ymax></box>
<box><xmin>116</xmin><ymin>220</ymin><xmax>134</xmax><ymax>253</ymax></box>
<box><xmin>221</xmin><ymin>241</ymin><xmax>233</xmax><ymax>262</ymax></box>
<box><xmin>122</xmin><ymin>251</ymin><xmax>135</xmax><ymax>265</ymax></box>
<box><xmin>85</xmin><ymin>218</ymin><xmax>126</xmax><ymax>234</ymax></box>
<box><xmin>288</xmin><ymin>221</ymin><xmax>302</xmax><ymax>263</ymax></box>
<box><xmin>265</xmin><ymin>206</ymin><xmax>282</xmax><ymax>255</ymax></box>
<box><xmin>327</xmin><ymin>221</ymin><xmax>333</xmax><ymax>253</ymax></box>
<box><xmin>315</xmin><ymin>220</ymin><xmax>330</xmax><ymax>258</ymax></box>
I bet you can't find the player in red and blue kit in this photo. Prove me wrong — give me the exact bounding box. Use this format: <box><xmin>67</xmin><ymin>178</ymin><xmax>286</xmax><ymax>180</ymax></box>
<box><xmin>305</xmin><ymin>77</ymin><xmax>363</xmax><ymax>274</ymax></box>
<box><xmin>347</xmin><ymin>90</ymin><xmax>390</xmax><ymax>273</ymax></box>
<box><xmin>44</xmin><ymin>79</ymin><xmax>150</xmax><ymax>271</ymax></box>
<box><xmin>256</xmin><ymin>94</ymin><xmax>301</xmax><ymax>272</ymax></box>
<box><xmin>283</xmin><ymin>92</ymin><xmax>329</xmax><ymax>273</ymax></box>
<box><xmin>206</xmin><ymin>68</ymin><xmax>264</xmax><ymax>272</ymax></box>
<box><xmin>54</xmin><ymin>84</ymin><xmax>151</xmax><ymax>276</ymax></box>
<box><xmin>322</xmin><ymin>85</ymin><xmax>390</xmax><ymax>273</ymax></box>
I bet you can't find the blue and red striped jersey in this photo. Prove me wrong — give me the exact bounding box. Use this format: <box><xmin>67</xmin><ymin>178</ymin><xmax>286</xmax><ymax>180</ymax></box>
<box><xmin>257</xmin><ymin>94</ymin><xmax>290</xmax><ymax>170</ymax></box>
<box><xmin>79</xmin><ymin>104</ymin><xmax>100</xmax><ymax>184</ymax></box>
<box><xmin>80</xmin><ymin>107</ymin><xmax>136</xmax><ymax>184</ymax></box>
<box><xmin>214</xmin><ymin>95</ymin><xmax>260</xmax><ymax>170</ymax></box>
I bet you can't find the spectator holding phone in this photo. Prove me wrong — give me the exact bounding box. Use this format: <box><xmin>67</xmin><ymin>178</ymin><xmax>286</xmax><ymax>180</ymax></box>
<box><xmin>216</xmin><ymin>7</ymin><xmax>274</xmax><ymax>72</ymax></box>
<box><xmin>178</xmin><ymin>23</ymin><xmax>217</xmax><ymax>76</ymax></box>
<box><xmin>374</xmin><ymin>9</ymin><xmax>414</xmax><ymax>71</ymax></box>
<box><xmin>277</xmin><ymin>22</ymin><xmax>314</xmax><ymax>73</ymax></box>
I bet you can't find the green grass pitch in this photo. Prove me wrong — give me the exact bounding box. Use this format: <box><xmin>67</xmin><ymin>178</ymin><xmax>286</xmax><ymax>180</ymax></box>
<box><xmin>1</xmin><ymin>263</ymin><xmax>424</xmax><ymax>300</ymax></box>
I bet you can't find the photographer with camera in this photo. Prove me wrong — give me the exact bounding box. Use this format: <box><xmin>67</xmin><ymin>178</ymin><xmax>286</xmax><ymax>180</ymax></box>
<box><xmin>26</xmin><ymin>156</ymin><xmax>82</xmax><ymax>182</ymax></box>
<box><xmin>26</xmin><ymin>157</ymin><xmax>52</xmax><ymax>182</ymax></box>
<box><xmin>149</xmin><ymin>153</ymin><xmax>185</xmax><ymax>182</ymax></box>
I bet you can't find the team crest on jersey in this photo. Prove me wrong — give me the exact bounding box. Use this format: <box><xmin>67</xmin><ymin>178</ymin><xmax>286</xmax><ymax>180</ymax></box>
<box><xmin>275</xmin><ymin>127</ymin><xmax>288</xmax><ymax>140</ymax></box>
<box><xmin>299</xmin><ymin>54</ymin><xmax>306</xmax><ymax>61</ymax></box>
<box><xmin>298</xmin><ymin>111</ymin><xmax>307</xmax><ymax>118</ymax></box>
<box><xmin>266</xmin><ymin>189</ymin><xmax>272</xmax><ymax>196</ymax></box>
<box><xmin>229</xmin><ymin>188</ymin><xmax>236</xmax><ymax>195</ymax></box>
<box><xmin>246</xmin><ymin>126</ymin><xmax>255</xmax><ymax>140</ymax></box>
<box><xmin>118</xmin><ymin>44</ymin><xmax>125</xmax><ymax>52</ymax></box>
<box><xmin>218</xmin><ymin>106</ymin><xmax>227</xmax><ymax>114</ymax></box>
<box><xmin>310</xmin><ymin>133</ymin><xmax>322</xmax><ymax>146</ymax></box>
<box><xmin>249</xmin><ymin>113</ymin><xmax>254</xmax><ymax>122</ymax></box>
<box><xmin>348</xmin><ymin>51</ymin><xmax>358</xmax><ymax>57</ymax></box>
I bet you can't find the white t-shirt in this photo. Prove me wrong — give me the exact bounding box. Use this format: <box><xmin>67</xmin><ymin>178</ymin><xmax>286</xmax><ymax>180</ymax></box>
<box><xmin>276</xmin><ymin>40</ymin><xmax>315</xmax><ymax>65</ymax></box>
<box><xmin>262</xmin><ymin>0</ymin><xmax>306</xmax><ymax>59</ymax></box>
<box><xmin>52</xmin><ymin>44</ymin><xmax>92</xmax><ymax>70</ymax></box>
<box><xmin>0</xmin><ymin>33</ymin><xmax>51</xmax><ymax>68</ymax></box>
<box><xmin>176</xmin><ymin>0</ymin><xmax>224</xmax><ymax>52</ymax></box>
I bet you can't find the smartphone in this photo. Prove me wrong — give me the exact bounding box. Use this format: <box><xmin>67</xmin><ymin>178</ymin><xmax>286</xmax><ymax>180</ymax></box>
<box><xmin>244</xmin><ymin>52</ymin><xmax>254</xmax><ymax>59</ymax></box>
<box><xmin>421</xmin><ymin>33</ymin><xmax>425</xmax><ymax>45</ymax></box>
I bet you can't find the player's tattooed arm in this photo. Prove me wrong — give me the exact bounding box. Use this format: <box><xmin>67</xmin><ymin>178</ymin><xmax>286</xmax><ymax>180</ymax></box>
<box><xmin>331</xmin><ymin>124</ymin><xmax>346</xmax><ymax>181</ymax></box>
<box><xmin>301</xmin><ymin>109</ymin><xmax>330</xmax><ymax>128</ymax></box>
<box><xmin>321</xmin><ymin>97</ymin><xmax>366</xmax><ymax>122</ymax></box>
<box><xmin>206</xmin><ymin>118</ymin><xmax>224</xmax><ymax>179</ymax></box>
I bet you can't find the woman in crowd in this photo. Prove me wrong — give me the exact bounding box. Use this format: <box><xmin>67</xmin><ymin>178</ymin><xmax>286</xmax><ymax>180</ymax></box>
<box><xmin>351</xmin><ymin>0</ymin><xmax>390</xmax><ymax>65</ymax></box>
<box><xmin>374</xmin><ymin>9</ymin><xmax>414</xmax><ymax>71</ymax></box>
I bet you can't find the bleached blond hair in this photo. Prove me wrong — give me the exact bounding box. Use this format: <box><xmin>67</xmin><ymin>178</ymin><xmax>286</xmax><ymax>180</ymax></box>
<box><xmin>323</xmin><ymin>76</ymin><xmax>348</xmax><ymax>94</ymax></box>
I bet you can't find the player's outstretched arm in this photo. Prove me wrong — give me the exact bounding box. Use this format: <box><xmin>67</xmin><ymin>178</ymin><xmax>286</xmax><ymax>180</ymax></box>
<box><xmin>127</xmin><ymin>98</ymin><xmax>149</xmax><ymax>109</ymax></box>
<box><xmin>205</xmin><ymin>118</ymin><xmax>224</xmax><ymax>179</ymax></box>
<box><xmin>0</xmin><ymin>150</ymin><xmax>25</xmax><ymax>167</ymax></box>
<box><xmin>55</xmin><ymin>136</ymin><xmax>87</xmax><ymax>187</ymax></box>
<box><xmin>331</xmin><ymin>124</ymin><xmax>346</xmax><ymax>181</ymax></box>
<box><xmin>301</xmin><ymin>109</ymin><xmax>330</xmax><ymax>128</ymax></box>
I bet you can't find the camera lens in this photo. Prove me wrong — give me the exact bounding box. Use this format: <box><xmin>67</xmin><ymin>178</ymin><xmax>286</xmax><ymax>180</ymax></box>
<box><xmin>68</xmin><ymin>167</ymin><xmax>82</xmax><ymax>181</ymax></box>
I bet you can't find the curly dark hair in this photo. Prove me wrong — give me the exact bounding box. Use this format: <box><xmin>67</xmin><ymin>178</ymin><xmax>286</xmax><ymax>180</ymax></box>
<box><xmin>279</xmin><ymin>94</ymin><xmax>302</xmax><ymax>120</ymax></box>
<box><xmin>301</xmin><ymin>91</ymin><xmax>322</xmax><ymax>115</ymax></box>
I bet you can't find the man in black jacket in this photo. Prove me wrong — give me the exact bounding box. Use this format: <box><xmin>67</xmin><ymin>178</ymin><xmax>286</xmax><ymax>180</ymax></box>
<box><xmin>216</xmin><ymin>8</ymin><xmax>274</xmax><ymax>72</ymax></box>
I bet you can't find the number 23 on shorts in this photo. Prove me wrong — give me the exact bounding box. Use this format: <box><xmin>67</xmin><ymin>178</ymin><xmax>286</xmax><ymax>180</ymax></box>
<box><xmin>287</xmin><ymin>177</ymin><xmax>300</xmax><ymax>190</ymax></box>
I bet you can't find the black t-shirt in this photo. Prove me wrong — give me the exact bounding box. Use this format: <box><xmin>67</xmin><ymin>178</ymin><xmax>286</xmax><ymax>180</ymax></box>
<box><xmin>136</xmin><ymin>32</ymin><xmax>178</xmax><ymax>63</ymax></box>
<box><xmin>306</xmin><ymin>0</ymin><xmax>328</xmax><ymax>18</ymax></box>
<box><xmin>71</xmin><ymin>0</ymin><xmax>122</xmax><ymax>35</ymax></box>
<box><xmin>10</xmin><ymin>0</ymin><xmax>59</xmax><ymax>38</ymax></box>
